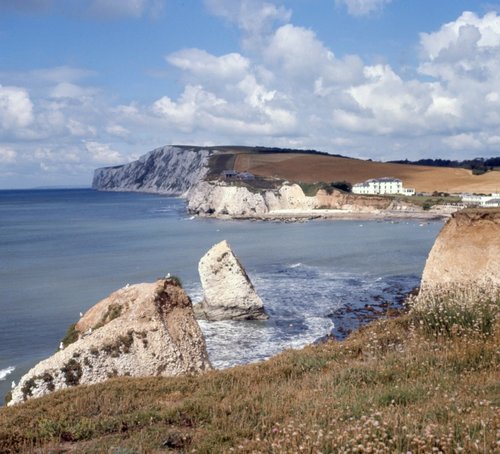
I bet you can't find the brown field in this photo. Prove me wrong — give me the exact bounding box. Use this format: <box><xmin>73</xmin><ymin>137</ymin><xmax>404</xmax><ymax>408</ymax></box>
<box><xmin>234</xmin><ymin>153</ymin><xmax>500</xmax><ymax>193</ymax></box>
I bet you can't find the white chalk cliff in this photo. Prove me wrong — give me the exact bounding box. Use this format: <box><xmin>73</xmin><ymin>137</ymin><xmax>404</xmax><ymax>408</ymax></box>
<box><xmin>9</xmin><ymin>278</ymin><xmax>211</xmax><ymax>406</ymax></box>
<box><xmin>92</xmin><ymin>145</ymin><xmax>213</xmax><ymax>195</ymax></box>
<box><xmin>187</xmin><ymin>182</ymin><xmax>316</xmax><ymax>216</ymax></box>
<box><xmin>194</xmin><ymin>240</ymin><xmax>269</xmax><ymax>320</ymax></box>
<box><xmin>187</xmin><ymin>181</ymin><xmax>417</xmax><ymax>217</ymax></box>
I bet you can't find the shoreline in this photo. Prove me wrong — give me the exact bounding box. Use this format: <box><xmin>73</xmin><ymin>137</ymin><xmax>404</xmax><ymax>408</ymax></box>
<box><xmin>192</xmin><ymin>208</ymin><xmax>450</xmax><ymax>222</ymax></box>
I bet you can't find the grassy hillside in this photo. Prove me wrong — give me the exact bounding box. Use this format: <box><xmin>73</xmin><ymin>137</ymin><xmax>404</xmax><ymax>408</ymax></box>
<box><xmin>1</xmin><ymin>285</ymin><xmax>498</xmax><ymax>453</ymax></box>
<box><xmin>234</xmin><ymin>153</ymin><xmax>500</xmax><ymax>194</ymax></box>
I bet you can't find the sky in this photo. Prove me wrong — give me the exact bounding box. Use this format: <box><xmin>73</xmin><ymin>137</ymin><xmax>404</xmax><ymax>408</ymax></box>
<box><xmin>1</xmin><ymin>0</ymin><xmax>500</xmax><ymax>188</ymax></box>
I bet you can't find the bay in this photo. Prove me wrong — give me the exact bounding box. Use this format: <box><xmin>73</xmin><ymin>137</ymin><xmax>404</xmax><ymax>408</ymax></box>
<box><xmin>0</xmin><ymin>189</ymin><xmax>442</xmax><ymax>404</ymax></box>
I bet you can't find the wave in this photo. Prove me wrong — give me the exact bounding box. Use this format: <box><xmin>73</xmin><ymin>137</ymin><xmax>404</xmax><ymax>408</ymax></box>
<box><xmin>0</xmin><ymin>366</ymin><xmax>15</xmax><ymax>381</ymax></box>
<box><xmin>288</xmin><ymin>262</ymin><xmax>302</xmax><ymax>268</ymax></box>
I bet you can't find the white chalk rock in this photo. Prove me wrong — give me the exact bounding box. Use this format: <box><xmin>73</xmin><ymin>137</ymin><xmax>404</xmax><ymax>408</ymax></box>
<box><xmin>9</xmin><ymin>279</ymin><xmax>211</xmax><ymax>406</ymax></box>
<box><xmin>195</xmin><ymin>240</ymin><xmax>269</xmax><ymax>321</ymax></box>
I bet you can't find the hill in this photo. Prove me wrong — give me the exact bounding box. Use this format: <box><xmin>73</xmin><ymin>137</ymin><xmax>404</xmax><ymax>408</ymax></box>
<box><xmin>234</xmin><ymin>152</ymin><xmax>500</xmax><ymax>194</ymax></box>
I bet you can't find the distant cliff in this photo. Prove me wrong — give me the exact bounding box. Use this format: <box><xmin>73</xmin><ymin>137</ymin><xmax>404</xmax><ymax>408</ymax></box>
<box><xmin>92</xmin><ymin>146</ymin><xmax>213</xmax><ymax>195</ymax></box>
<box><xmin>421</xmin><ymin>208</ymin><xmax>500</xmax><ymax>289</ymax></box>
<box><xmin>187</xmin><ymin>181</ymin><xmax>421</xmax><ymax>218</ymax></box>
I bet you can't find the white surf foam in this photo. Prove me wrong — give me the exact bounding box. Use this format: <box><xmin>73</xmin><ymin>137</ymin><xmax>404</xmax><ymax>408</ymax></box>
<box><xmin>0</xmin><ymin>366</ymin><xmax>15</xmax><ymax>381</ymax></box>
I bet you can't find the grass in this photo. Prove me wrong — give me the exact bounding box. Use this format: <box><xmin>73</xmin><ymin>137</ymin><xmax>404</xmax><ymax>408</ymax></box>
<box><xmin>0</xmin><ymin>285</ymin><xmax>499</xmax><ymax>453</ymax></box>
<box><xmin>399</xmin><ymin>194</ymin><xmax>462</xmax><ymax>208</ymax></box>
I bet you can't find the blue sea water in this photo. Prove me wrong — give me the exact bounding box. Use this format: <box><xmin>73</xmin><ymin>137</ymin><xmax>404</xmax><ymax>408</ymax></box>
<box><xmin>0</xmin><ymin>189</ymin><xmax>443</xmax><ymax>403</ymax></box>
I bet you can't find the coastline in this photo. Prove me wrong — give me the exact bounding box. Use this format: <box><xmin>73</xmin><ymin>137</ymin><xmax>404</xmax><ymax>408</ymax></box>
<box><xmin>193</xmin><ymin>208</ymin><xmax>450</xmax><ymax>222</ymax></box>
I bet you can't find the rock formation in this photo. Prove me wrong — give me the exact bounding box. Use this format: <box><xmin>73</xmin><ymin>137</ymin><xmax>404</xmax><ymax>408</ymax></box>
<box><xmin>194</xmin><ymin>240</ymin><xmax>269</xmax><ymax>320</ymax></box>
<box><xmin>187</xmin><ymin>181</ymin><xmax>269</xmax><ymax>216</ymax></box>
<box><xmin>92</xmin><ymin>146</ymin><xmax>213</xmax><ymax>195</ymax></box>
<box><xmin>8</xmin><ymin>278</ymin><xmax>211</xmax><ymax>406</ymax></box>
<box><xmin>421</xmin><ymin>208</ymin><xmax>500</xmax><ymax>290</ymax></box>
<box><xmin>187</xmin><ymin>181</ymin><xmax>421</xmax><ymax>217</ymax></box>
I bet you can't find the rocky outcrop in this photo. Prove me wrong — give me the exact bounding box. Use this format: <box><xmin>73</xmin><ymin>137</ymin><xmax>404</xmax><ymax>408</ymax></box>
<box><xmin>92</xmin><ymin>146</ymin><xmax>213</xmax><ymax>195</ymax></box>
<box><xmin>9</xmin><ymin>278</ymin><xmax>211</xmax><ymax>406</ymax></box>
<box><xmin>187</xmin><ymin>181</ymin><xmax>269</xmax><ymax>216</ymax></box>
<box><xmin>421</xmin><ymin>208</ymin><xmax>500</xmax><ymax>290</ymax></box>
<box><xmin>187</xmin><ymin>181</ymin><xmax>420</xmax><ymax>217</ymax></box>
<box><xmin>187</xmin><ymin>182</ymin><xmax>318</xmax><ymax>216</ymax></box>
<box><xmin>194</xmin><ymin>240</ymin><xmax>268</xmax><ymax>321</ymax></box>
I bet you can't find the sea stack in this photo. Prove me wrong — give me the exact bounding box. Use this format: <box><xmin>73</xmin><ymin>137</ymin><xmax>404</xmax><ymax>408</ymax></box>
<box><xmin>421</xmin><ymin>208</ymin><xmax>500</xmax><ymax>290</ymax></box>
<box><xmin>8</xmin><ymin>278</ymin><xmax>211</xmax><ymax>406</ymax></box>
<box><xmin>195</xmin><ymin>240</ymin><xmax>269</xmax><ymax>321</ymax></box>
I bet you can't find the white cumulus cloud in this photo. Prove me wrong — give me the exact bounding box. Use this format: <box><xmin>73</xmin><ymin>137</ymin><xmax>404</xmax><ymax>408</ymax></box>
<box><xmin>0</xmin><ymin>85</ymin><xmax>34</xmax><ymax>131</ymax></box>
<box><xmin>167</xmin><ymin>49</ymin><xmax>250</xmax><ymax>82</ymax></box>
<box><xmin>84</xmin><ymin>141</ymin><xmax>124</xmax><ymax>164</ymax></box>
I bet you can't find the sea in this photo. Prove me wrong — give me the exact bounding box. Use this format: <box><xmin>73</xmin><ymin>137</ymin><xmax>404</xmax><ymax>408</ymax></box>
<box><xmin>0</xmin><ymin>189</ymin><xmax>443</xmax><ymax>404</ymax></box>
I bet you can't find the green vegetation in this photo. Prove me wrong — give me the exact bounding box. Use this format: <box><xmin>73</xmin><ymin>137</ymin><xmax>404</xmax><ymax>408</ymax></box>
<box><xmin>409</xmin><ymin>283</ymin><xmax>499</xmax><ymax>339</ymax></box>
<box><xmin>298</xmin><ymin>181</ymin><xmax>352</xmax><ymax>196</ymax></box>
<box><xmin>399</xmin><ymin>194</ymin><xmax>462</xmax><ymax>208</ymax></box>
<box><xmin>165</xmin><ymin>275</ymin><xmax>182</xmax><ymax>287</ymax></box>
<box><xmin>60</xmin><ymin>322</ymin><xmax>79</xmax><ymax>349</ymax></box>
<box><xmin>1</xmin><ymin>282</ymin><xmax>498</xmax><ymax>453</ymax></box>
<box><xmin>60</xmin><ymin>359</ymin><xmax>83</xmax><ymax>387</ymax></box>
<box><xmin>93</xmin><ymin>303</ymin><xmax>123</xmax><ymax>330</ymax></box>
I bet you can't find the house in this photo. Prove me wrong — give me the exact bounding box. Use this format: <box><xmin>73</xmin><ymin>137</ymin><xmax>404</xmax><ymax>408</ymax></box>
<box><xmin>352</xmin><ymin>177</ymin><xmax>415</xmax><ymax>196</ymax></box>
<box><xmin>237</xmin><ymin>171</ymin><xmax>255</xmax><ymax>180</ymax></box>
<box><xmin>484</xmin><ymin>198</ymin><xmax>500</xmax><ymax>208</ymax></box>
<box><xmin>221</xmin><ymin>170</ymin><xmax>238</xmax><ymax>179</ymax></box>
<box><xmin>462</xmin><ymin>193</ymin><xmax>500</xmax><ymax>207</ymax></box>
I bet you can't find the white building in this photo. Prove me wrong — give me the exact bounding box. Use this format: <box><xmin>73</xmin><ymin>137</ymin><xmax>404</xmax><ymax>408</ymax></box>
<box><xmin>352</xmin><ymin>178</ymin><xmax>415</xmax><ymax>196</ymax></box>
<box><xmin>462</xmin><ymin>193</ymin><xmax>500</xmax><ymax>207</ymax></box>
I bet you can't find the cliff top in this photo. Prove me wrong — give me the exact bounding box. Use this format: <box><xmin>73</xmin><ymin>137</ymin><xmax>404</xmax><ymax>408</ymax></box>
<box><xmin>451</xmin><ymin>207</ymin><xmax>500</xmax><ymax>223</ymax></box>
<box><xmin>1</xmin><ymin>306</ymin><xmax>498</xmax><ymax>452</ymax></box>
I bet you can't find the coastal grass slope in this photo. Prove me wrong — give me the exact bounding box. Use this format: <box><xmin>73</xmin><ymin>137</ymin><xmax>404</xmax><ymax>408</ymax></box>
<box><xmin>1</xmin><ymin>286</ymin><xmax>498</xmax><ymax>453</ymax></box>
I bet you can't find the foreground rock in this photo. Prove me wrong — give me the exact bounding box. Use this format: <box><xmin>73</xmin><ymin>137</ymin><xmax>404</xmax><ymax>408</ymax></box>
<box><xmin>9</xmin><ymin>278</ymin><xmax>212</xmax><ymax>406</ymax></box>
<box><xmin>194</xmin><ymin>240</ymin><xmax>269</xmax><ymax>320</ymax></box>
<box><xmin>421</xmin><ymin>208</ymin><xmax>500</xmax><ymax>290</ymax></box>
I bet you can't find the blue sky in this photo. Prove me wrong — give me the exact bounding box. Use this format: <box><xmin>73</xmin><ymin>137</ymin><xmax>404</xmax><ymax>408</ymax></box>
<box><xmin>1</xmin><ymin>0</ymin><xmax>500</xmax><ymax>188</ymax></box>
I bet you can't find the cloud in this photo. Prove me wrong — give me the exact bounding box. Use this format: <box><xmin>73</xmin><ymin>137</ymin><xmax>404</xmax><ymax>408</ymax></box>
<box><xmin>442</xmin><ymin>133</ymin><xmax>482</xmax><ymax>150</ymax></box>
<box><xmin>204</xmin><ymin>0</ymin><xmax>291</xmax><ymax>49</ymax></box>
<box><xmin>204</xmin><ymin>0</ymin><xmax>291</xmax><ymax>33</ymax></box>
<box><xmin>0</xmin><ymin>85</ymin><xmax>34</xmax><ymax>132</ymax></box>
<box><xmin>84</xmin><ymin>141</ymin><xmax>124</xmax><ymax>164</ymax></box>
<box><xmin>335</xmin><ymin>0</ymin><xmax>392</xmax><ymax>16</ymax></box>
<box><xmin>167</xmin><ymin>49</ymin><xmax>250</xmax><ymax>82</ymax></box>
<box><xmin>0</xmin><ymin>146</ymin><xmax>17</xmax><ymax>163</ymax></box>
<box><xmin>5</xmin><ymin>7</ymin><xmax>500</xmax><ymax>188</ymax></box>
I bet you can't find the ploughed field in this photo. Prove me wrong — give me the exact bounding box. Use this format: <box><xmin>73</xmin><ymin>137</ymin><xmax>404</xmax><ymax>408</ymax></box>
<box><xmin>234</xmin><ymin>153</ymin><xmax>500</xmax><ymax>193</ymax></box>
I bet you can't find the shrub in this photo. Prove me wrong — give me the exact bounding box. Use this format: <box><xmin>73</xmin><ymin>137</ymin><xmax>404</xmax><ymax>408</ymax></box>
<box><xmin>409</xmin><ymin>283</ymin><xmax>500</xmax><ymax>338</ymax></box>
<box><xmin>60</xmin><ymin>323</ymin><xmax>79</xmax><ymax>348</ymax></box>
<box><xmin>331</xmin><ymin>180</ymin><xmax>352</xmax><ymax>193</ymax></box>
<box><xmin>61</xmin><ymin>359</ymin><xmax>83</xmax><ymax>386</ymax></box>
<box><xmin>165</xmin><ymin>275</ymin><xmax>182</xmax><ymax>287</ymax></box>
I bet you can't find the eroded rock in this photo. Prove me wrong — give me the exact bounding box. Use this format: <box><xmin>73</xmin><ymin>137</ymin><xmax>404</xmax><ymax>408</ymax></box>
<box><xmin>9</xmin><ymin>278</ymin><xmax>212</xmax><ymax>406</ymax></box>
<box><xmin>194</xmin><ymin>240</ymin><xmax>269</xmax><ymax>321</ymax></box>
<box><xmin>421</xmin><ymin>208</ymin><xmax>500</xmax><ymax>290</ymax></box>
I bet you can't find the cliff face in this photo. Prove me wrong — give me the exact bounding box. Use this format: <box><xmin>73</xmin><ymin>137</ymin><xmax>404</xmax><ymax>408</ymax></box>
<box><xmin>421</xmin><ymin>208</ymin><xmax>500</xmax><ymax>289</ymax></box>
<box><xmin>92</xmin><ymin>146</ymin><xmax>212</xmax><ymax>195</ymax></box>
<box><xmin>187</xmin><ymin>182</ymin><xmax>319</xmax><ymax>216</ymax></box>
<box><xmin>9</xmin><ymin>279</ymin><xmax>211</xmax><ymax>406</ymax></box>
<box><xmin>187</xmin><ymin>181</ymin><xmax>417</xmax><ymax>217</ymax></box>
